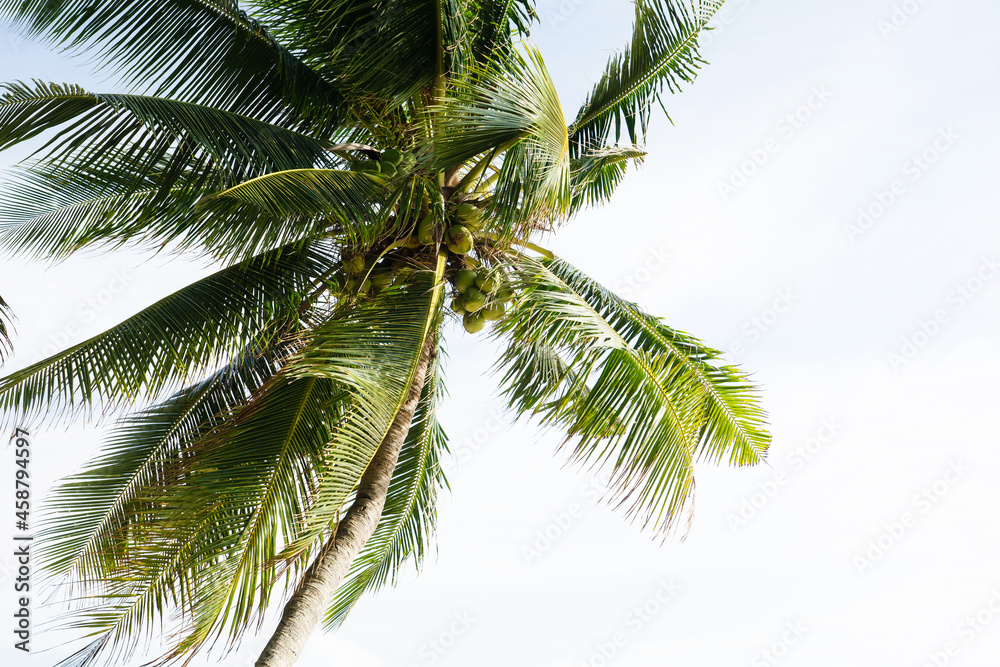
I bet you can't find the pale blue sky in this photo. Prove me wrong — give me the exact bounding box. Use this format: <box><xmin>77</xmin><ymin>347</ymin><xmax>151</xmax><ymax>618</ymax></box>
<box><xmin>2</xmin><ymin>1</ymin><xmax>1000</xmax><ymax>666</ymax></box>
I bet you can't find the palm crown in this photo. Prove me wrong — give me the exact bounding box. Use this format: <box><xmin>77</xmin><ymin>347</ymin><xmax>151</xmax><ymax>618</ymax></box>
<box><xmin>0</xmin><ymin>1</ymin><xmax>769</xmax><ymax>665</ymax></box>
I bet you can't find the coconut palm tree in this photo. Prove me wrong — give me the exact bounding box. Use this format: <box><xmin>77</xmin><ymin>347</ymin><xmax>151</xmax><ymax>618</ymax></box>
<box><xmin>0</xmin><ymin>1</ymin><xmax>768</xmax><ymax>665</ymax></box>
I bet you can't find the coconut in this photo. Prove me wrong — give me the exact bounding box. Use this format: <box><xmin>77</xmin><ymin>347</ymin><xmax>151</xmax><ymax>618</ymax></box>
<box><xmin>360</xmin><ymin>160</ymin><xmax>381</xmax><ymax>173</ymax></box>
<box><xmin>474</xmin><ymin>272</ymin><xmax>497</xmax><ymax>294</ymax></box>
<box><xmin>450</xmin><ymin>296</ymin><xmax>466</xmax><ymax>313</ymax></box>
<box><xmin>381</xmin><ymin>148</ymin><xmax>403</xmax><ymax>165</ymax></box>
<box><xmin>454</xmin><ymin>269</ymin><xmax>478</xmax><ymax>293</ymax></box>
<box><xmin>457</xmin><ymin>203</ymin><xmax>479</xmax><ymax>219</ymax></box>
<box><xmin>482</xmin><ymin>302</ymin><xmax>506</xmax><ymax>321</ymax></box>
<box><xmin>463</xmin><ymin>287</ymin><xmax>486</xmax><ymax>312</ymax></box>
<box><xmin>398</xmin><ymin>152</ymin><xmax>416</xmax><ymax>171</ymax></box>
<box><xmin>418</xmin><ymin>217</ymin><xmax>437</xmax><ymax>245</ymax></box>
<box><xmin>445</xmin><ymin>225</ymin><xmax>473</xmax><ymax>255</ymax></box>
<box><xmin>496</xmin><ymin>287</ymin><xmax>515</xmax><ymax>302</ymax></box>
<box><xmin>463</xmin><ymin>311</ymin><xmax>487</xmax><ymax>334</ymax></box>
<box><xmin>379</xmin><ymin>161</ymin><xmax>396</xmax><ymax>177</ymax></box>
<box><xmin>344</xmin><ymin>253</ymin><xmax>366</xmax><ymax>275</ymax></box>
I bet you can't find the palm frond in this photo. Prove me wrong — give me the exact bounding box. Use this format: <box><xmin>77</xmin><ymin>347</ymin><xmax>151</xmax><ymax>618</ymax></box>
<box><xmin>38</xmin><ymin>332</ymin><xmax>290</xmax><ymax>586</ymax></box>
<box><xmin>255</xmin><ymin>0</ymin><xmax>467</xmax><ymax>104</ymax></box>
<box><xmin>0</xmin><ymin>158</ymin><xmax>216</xmax><ymax>261</ymax></box>
<box><xmin>323</xmin><ymin>354</ymin><xmax>448</xmax><ymax>629</ymax></box>
<box><xmin>494</xmin><ymin>254</ymin><xmax>770</xmax><ymax>535</ymax></box>
<box><xmin>203</xmin><ymin>168</ymin><xmax>386</xmax><ymax>248</ymax></box>
<box><xmin>0</xmin><ymin>294</ymin><xmax>14</xmax><ymax>364</ymax></box>
<box><xmin>436</xmin><ymin>45</ymin><xmax>569</xmax><ymax>232</ymax></box>
<box><xmin>568</xmin><ymin>0</ymin><xmax>722</xmax><ymax>156</ymax></box>
<box><xmin>279</xmin><ymin>252</ymin><xmax>449</xmax><ymax>559</ymax></box>
<box><xmin>0</xmin><ymin>82</ymin><xmax>335</xmax><ymax>183</ymax></box>
<box><xmin>0</xmin><ymin>0</ymin><xmax>343</xmax><ymax>130</ymax></box>
<box><xmin>0</xmin><ymin>241</ymin><xmax>335</xmax><ymax>426</ymax></box>
<box><xmin>163</xmin><ymin>373</ymin><xmax>350</xmax><ymax>661</ymax></box>
<box><xmin>570</xmin><ymin>145</ymin><xmax>647</xmax><ymax>214</ymax></box>
<box><xmin>472</xmin><ymin>0</ymin><xmax>537</xmax><ymax>62</ymax></box>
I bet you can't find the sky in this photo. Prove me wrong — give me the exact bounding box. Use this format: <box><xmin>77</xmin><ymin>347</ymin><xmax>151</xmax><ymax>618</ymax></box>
<box><xmin>2</xmin><ymin>1</ymin><xmax>1000</xmax><ymax>666</ymax></box>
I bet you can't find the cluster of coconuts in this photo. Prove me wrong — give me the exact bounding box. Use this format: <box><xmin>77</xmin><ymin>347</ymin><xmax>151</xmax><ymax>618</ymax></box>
<box><xmin>340</xmin><ymin>152</ymin><xmax>518</xmax><ymax>333</ymax></box>
<box><xmin>334</xmin><ymin>245</ymin><xmax>417</xmax><ymax>296</ymax></box>
<box><xmin>351</xmin><ymin>148</ymin><xmax>417</xmax><ymax>177</ymax></box>
<box><xmin>417</xmin><ymin>201</ymin><xmax>481</xmax><ymax>252</ymax></box>
<box><xmin>450</xmin><ymin>267</ymin><xmax>515</xmax><ymax>333</ymax></box>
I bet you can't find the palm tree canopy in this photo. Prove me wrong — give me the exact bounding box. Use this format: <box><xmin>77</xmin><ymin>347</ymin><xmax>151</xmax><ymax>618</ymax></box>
<box><xmin>0</xmin><ymin>1</ymin><xmax>768</xmax><ymax>665</ymax></box>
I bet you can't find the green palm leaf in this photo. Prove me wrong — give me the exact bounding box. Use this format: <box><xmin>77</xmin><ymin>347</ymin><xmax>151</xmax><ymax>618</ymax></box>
<box><xmin>323</xmin><ymin>354</ymin><xmax>449</xmax><ymax>629</ymax></box>
<box><xmin>472</xmin><ymin>0</ymin><xmax>537</xmax><ymax>62</ymax></box>
<box><xmin>436</xmin><ymin>45</ymin><xmax>569</xmax><ymax>232</ymax></box>
<box><xmin>570</xmin><ymin>145</ymin><xmax>647</xmax><ymax>214</ymax></box>
<box><xmin>0</xmin><ymin>241</ymin><xmax>335</xmax><ymax>425</ymax></box>
<box><xmin>0</xmin><ymin>294</ymin><xmax>13</xmax><ymax>364</ymax></box>
<box><xmin>204</xmin><ymin>168</ymin><xmax>387</xmax><ymax>248</ymax></box>
<box><xmin>255</xmin><ymin>0</ymin><xmax>467</xmax><ymax>103</ymax></box>
<box><xmin>568</xmin><ymin>0</ymin><xmax>722</xmax><ymax>156</ymax></box>
<box><xmin>38</xmin><ymin>332</ymin><xmax>291</xmax><ymax>586</ymax></box>
<box><xmin>280</xmin><ymin>253</ymin><xmax>448</xmax><ymax>558</ymax></box>
<box><xmin>0</xmin><ymin>82</ymin><xmax>335</xmax><ymax>182</ymax></box>
<box><xmin>0</xmin><ymin>0</ymin><xmax>343</xmax><ymax>129</ymax></box>
<box><xmin>494</xmin><ymin>254</ymin><xmax>769</xmax><ymax>534</ymax></box>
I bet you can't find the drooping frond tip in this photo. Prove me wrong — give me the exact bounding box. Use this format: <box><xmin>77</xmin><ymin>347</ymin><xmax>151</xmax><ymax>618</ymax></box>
<box><xmin>568</xmin><ymin>0</ymin><xmax>723</xmax><ymax>157</ymax></box>
<box><xmin>493</xmin><ymin>254</ymin><xmax>769</xmax><ymax>536</ymax></box>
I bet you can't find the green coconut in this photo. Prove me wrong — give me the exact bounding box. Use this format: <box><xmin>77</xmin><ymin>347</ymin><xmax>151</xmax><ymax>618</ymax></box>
<box><xmin>463</xmin><ymin>311</ymin><xmax>487</xmax><ymax>334</ymax></box>
<box><xmin>496</xmin><ymin>286</ymin><xmax>515</xmax><ymax>302</ymax></box>
<box><xmin>450</xmin><ymin>296</ymin><xmax>466</xmax><ymax>313</ymax></box>
<box><xmin>397</xmin><ymin>152</ymin><xmax>416</xmax><ymax>171</ymax></box>
<box><xmin>463</xmin><ymin>287</ymin><xmax>486</xmax><ymax>312</ymax></box>
<box><xmin>360</xmin><ymin>159</ymin><xmax>381</xmax><ymax>173</ymax></box>
<box><xmin>418</xmin><ymin>217</ymin><xmax>437</xmax><ymax>245</ymax></box>
<box><xmin>381</xmin><ymin>148</ymin><xmax>403</xmax><ymax>165</ymax></box>
<box><xmin>474</xmin><ymin>272</ymin><xmax>497</xmax><ymax>294</ymax></box>
<box><xmin>457</xmin><ymin>202</ymin><xmax>479</xmax><ymax>219</ymax></box>
<box><xmin>482</xmin><ymin>302</ymin><xmax>506</xmax><ymax>321</ymax></box>
<box><xmin>379</xmin><ymin>161</ymin><xmax>396</xmax><ymax>177</ymax></box>
<box><xmin>454</xmin><ymin>269</ymin><xmax>478</xmax><ymax>293</ymax></box>
<box><xmin>445</xmin><ymin>225</ymin><xmax>473</xmax><ymax>255</ymax></box>
<box><xmin>343</xmin><ymin>253</ymin><xmax>366</xmax><ymax>275</ymax></box>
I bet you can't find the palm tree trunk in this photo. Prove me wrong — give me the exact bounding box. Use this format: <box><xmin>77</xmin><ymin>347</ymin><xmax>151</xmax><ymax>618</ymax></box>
<box><xmin>255</xmin><ymin>339</ymin><xmax>435</xmax><ymax>667</ymax></box>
